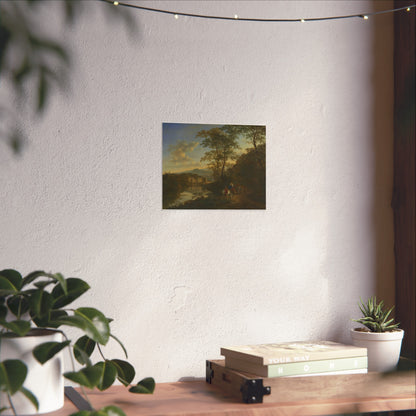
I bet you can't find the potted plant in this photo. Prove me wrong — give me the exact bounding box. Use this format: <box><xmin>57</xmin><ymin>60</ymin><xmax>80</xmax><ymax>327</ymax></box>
<box><xmin>351</xmin><ymin>296</ymin><xmax>404</xmax><ymax>372</ymax></box>
<box><xmin>0</xmin><ymin>269</ymin><xmax>155</xmax><ymax>416</ymax></box>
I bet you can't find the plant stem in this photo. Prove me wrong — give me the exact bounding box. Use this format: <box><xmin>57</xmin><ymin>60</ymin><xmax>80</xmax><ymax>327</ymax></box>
<box><xmin>7</xmin><ymin>393</ymin><xmax>17</xmax><ymax>416</ymax></box>
<box><xmin>61</xmin><ymin>332</ymin><xmax>94</xmax><ymax>411</ymax></box>
<box><xmin>17</xmin><ymin>297</ymin><xmax>22</xmax><ymax>320</ymax></box>
<box><xmin>97</xmin><ymin>344</ymin><xmax>106</xmax><ymax>361</ymax></box>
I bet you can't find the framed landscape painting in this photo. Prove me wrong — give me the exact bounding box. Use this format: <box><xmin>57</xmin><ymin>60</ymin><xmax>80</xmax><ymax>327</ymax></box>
<box><xmin>163</xmin><ymin>123</ymin><xmax>266</xmax><ymax>209</ymax></box>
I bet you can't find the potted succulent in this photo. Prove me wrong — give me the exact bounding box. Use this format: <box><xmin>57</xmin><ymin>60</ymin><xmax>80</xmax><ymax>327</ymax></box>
<box><xmin>351</xmin><ymin>296</ymin><xmax>404</xmax><ymax>372</ymax></box>
<box><xmin>0</xmin><ymin>269</ymin><xmax>155</xmax><ymax>416</ymax></box>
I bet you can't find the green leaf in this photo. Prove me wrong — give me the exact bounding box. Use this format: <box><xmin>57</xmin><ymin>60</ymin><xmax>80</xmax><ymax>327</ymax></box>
<box><xmin>0</xmin><ymin>270</ymin><xmax>22</xmax><ymax>291</ymax></box>
<box><xmin>0</xmin><ymin>319</ymin><xmax>31</xmax><ymax>336</ymax></box>
<box><xmin>37</xmin><ymin>273</ymin><xmax>67</xmax><ymax>295</ymax></box>
<box><xmin>110</xmin><ymin>359</ymin><xmax>135</xmax><ymax>386</ymax></box>
<box><xmin>94</xmin><ymin>361</ymin><xmax>117</xmax><ymax>391</ymax></box>
<box><xmin>68</xmin><ymin>412</ymin><xmax>91</xmax><ymax>416</ymax></box>
<box><xmin>64</xmin><ymin>366</ymin><xmax>102</xmax><ymax>389</ymax></box>
<box><xmin>51</xmin><ymin>278</ymin><xmax>90</xmax><ymax>308</ymax></box>
<box><xmin>64</xmin><ymin>0</ymin><xmax>78</xmax><ymax>25</ymax></box>
<box><xmin>74</xmin><ymin>308</ymin><xmax>110</xmax><ymax>345</ymax></box>
<box><xmin>23</xmin><ymin>271</ymin><xmax>68</xmax><ymax>295</ymax></box>
<box><xmin>52</xmin><ymin>315</ymin><xmax>89</xmax><ymax>333</ymax></box>
<box><xmin>47</xmin><ymin>310</ymin><xmax>69</xmax><ymax>328</ymax></box>
<box><xmin>384</xmin><ymin>306</ymin><xmax>394</xmax><ymax>321</ymax></box>
<box><xmin>0</xmin><ymin>23</ymin><xmax>11</xmax><ymax>73</ymax></box>
<box><xmin>52</xmin><ymin>273</ymin><xmax>67</xmax><ymax>294</ymax></box>
<box><xmin>29</xmin><ymin>290</ymin><xmax>53</xmax><ymax>326</ymax></box>
<box><xmin>37</xmin><ymin>67</ymin><xmax>48</xmax><ymax>113</ymax></box>
<box><xmin>73</xmin><ymin>350</ymin><xmax>92</xmax><ymax>368</ymax></box>
<box><xmin>29</xmin><ymin>289</ymin><xmax>53</xmax><ymax>317</ymax></box>
<box><xmin>29</xmin><ymin>36</ymin><xmax>70</xmax><ymax>65</ymax></box>
<box><xmin>97</xmin><ymin>406</ymin><xmax>127</xmax><ymax>416</ymax></box>
<box><xmin>74</xmin><ymin>335</ymin><xmax>96</xmax><ymax>365</ymax></box>
<box><xmin>69</xmin><ymin>407</ymin><xmax>127</xmax><ymax>416</ymax></box>
<box><xmin>33</xmin><ymin>280</ymin><xmax>55</xmax><ymax>290</ymax></box>
<box><xmin>8</xmin><ymin>129</ymin><xmax>26</xmax><ymax>155</ymax></box>
<box><xmin>0</xmin><ymin>304</ymin><xmax>7</xmax><ymax>321</ymax></box>
<box><xmin>33</xmin><ymin>340</ymin><xmax>70</xmax><ymax>364</ymax></box>
<box><xmin>55</xmin><ymin>309</ymin><xmax>109</xmax><ymax>345</ymax></box>
<box><xmin>19</xmin><ymin>386</ymin><xmax>39</xmax><ymax>411</ymax></box>
<box><xmin>12</xmin><ymin>56</ymin><xmax>33</xmax><ymax>86</ymax></box>
<box><xmin>7</xmin><ymin>295</ymin><xmax>30</xmax><ymax>318</ymax></box>
<box><xmin>128</xmin><ymin>377</ymin><xmax>155</xmax><ymax>394</ymax></box>
<box><xmin>0</xmin><ymin>276</ymin><xmax>19</xmax><ymax>296</ymax></box>
<box><xmin>22</xmin><ymin>270</ymin><xmax>50</xmax><ymax>287</ymax></box>
<box><xmin>355</xmin><ymin>296</ymin><xmax>400</xmax><ymax>332</ymax></box>
<box><xmin>0</xmin><ymin>359</ymin><xmax>27</xmax><ymax>395</ymax></box>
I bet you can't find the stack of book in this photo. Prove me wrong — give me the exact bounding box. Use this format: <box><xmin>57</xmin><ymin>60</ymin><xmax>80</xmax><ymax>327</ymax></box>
<box><xmin>220</xmin><ymin>341</ymin><xmax>368</xmax><ymax>378</ymax></box>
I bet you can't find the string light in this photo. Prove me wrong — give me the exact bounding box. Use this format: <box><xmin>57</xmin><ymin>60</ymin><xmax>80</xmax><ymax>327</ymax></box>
<box><xmin>99</xmin><ymin>0</ymin><xmax>415</xmax><ymax>23</ymax></box>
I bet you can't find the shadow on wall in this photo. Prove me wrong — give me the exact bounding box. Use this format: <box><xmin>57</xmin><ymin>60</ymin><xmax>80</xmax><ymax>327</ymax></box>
<box><xmin>371</xmin><ymin>4</ymin><xmax>395</xmax><ymax>307</ymax></box>
<box><xmin>322</xmin><ymin>1</ymin><xmax>396</xmax><ymax>345</ymax></box>
<box><xmin>391</xmin><ymin>0</ymin><xmax>415</xmax><ymax>360</ymax></box>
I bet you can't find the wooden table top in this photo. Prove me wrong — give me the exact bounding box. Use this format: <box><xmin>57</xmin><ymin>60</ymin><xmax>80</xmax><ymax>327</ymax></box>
<box><xmin>51</xmin><ymin>371</ymin><xmax>416</xmax><ymax>416</ymax></box>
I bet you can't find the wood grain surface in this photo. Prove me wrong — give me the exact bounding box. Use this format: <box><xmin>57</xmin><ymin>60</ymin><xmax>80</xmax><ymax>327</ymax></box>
<box><xmin>49</xmin><ymin>367</ymin><xmax>415</xmax><ymax>416</ymax></box>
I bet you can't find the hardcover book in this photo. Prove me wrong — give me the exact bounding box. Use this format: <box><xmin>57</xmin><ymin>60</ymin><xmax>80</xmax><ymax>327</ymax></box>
<box><xmin>225</xmin><ymin>355</ymin><xmax>368</xmax><ymax>377</ymax></box>
<box><xmin>220</xmin><ymin>341</ymin><xmax>367</xmax><ymax>366</ymax></box>
<box><xmin>285</xmin><ymin>368</ymin><xmax>368</xmax><ymax>377</ymax></box>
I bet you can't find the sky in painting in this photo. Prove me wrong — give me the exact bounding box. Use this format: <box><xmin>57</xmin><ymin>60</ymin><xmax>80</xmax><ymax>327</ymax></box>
<box><xmin>162</xmin><ymin>123</ymin><xmax>251</xmax><ymax>174</ymax></box>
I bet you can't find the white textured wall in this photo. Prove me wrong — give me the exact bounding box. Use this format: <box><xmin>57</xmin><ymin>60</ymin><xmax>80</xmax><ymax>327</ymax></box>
<box><xmin>0</xmin><ymin>1</ymin><xmax>394</xmax><ymax>382</ymax></box>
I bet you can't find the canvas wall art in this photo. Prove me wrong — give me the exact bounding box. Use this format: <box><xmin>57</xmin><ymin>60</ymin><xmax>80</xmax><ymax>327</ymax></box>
<box><xmin>163</xmin><ymin>123</ymin><xmax>266</xmax><ymax>209</ymax></box>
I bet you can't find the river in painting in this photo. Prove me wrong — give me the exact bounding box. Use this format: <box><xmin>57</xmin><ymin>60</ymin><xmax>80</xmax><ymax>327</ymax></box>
<box><xmin>168</xmin><ymin>185</ymin><xmax>212</xmax><ymax>208</ymax></box>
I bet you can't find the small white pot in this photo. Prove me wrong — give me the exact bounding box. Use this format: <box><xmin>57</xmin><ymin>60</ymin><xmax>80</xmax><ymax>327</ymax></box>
<box><xmin>0</xmin><ymin>329</ymin><xmax>64</xmax><ymax>415</ymax></box>
<box><xmin>351</xmin><ymin>328</ymin><xmax>404</xmax><ymax>372</ymax></box>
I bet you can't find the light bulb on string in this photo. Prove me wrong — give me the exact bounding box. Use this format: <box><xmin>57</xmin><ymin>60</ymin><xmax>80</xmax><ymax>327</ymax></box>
<box><xmin>100</xmin><ymin>1</ymin><xmax>416</xmax><ymax>24</ymax></box>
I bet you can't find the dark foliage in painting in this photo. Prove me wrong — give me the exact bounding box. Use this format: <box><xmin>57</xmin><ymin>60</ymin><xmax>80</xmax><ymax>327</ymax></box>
<box><xmin>197</xmin><ymin>127</ymin><xmax>240</xmax><ymax>181</ymax></box>
<box><xmin>229</xmin><ymin>143</ymin><xmax>266</xmax><ymax>208</ymax></box>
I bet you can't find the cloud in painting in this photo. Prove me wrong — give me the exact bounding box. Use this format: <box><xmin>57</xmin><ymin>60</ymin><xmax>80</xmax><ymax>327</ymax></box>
<box><xmin>169</xmin><ymin>140</ymin><xmax>199</xmax><ymax>165</ymax></box>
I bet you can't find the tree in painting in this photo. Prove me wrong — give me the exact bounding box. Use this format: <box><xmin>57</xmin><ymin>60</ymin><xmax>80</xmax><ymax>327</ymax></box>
<box><xmin>197</xmin><ymin>127</ymin><xmax>239</xmax><ymax>181</ymax></box>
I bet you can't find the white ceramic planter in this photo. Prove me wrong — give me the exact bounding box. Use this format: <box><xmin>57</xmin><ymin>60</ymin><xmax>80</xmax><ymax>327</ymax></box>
<box><xmin>0</xmin><ymin>329</ymin><xmax>64</xmax><ymax>415</ymax></box>
<box><xmin>351</xmin><ymin>328</ymin><xmax>404</xmax><ymax>372</ymax></box>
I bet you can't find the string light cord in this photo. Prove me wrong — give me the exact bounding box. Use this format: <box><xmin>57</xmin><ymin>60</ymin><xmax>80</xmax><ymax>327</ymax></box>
<box><xmin>100</xmin><ymin>0</ymin><xmax>415</xmax><ymax>22</ymax></box>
